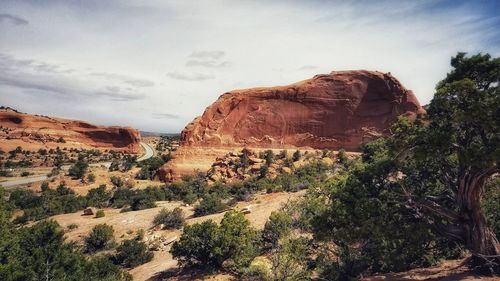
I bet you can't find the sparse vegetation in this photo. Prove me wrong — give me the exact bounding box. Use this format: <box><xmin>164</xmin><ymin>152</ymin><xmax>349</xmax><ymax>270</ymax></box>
<box><xmin>95</xmin><ymin>209</ymin><xmax>105</xmax><ymax>218</ymax></box>
<box><xmin>114</xmin><ymin>239</ymin><xmax>153</xmax><ymax>268</ymax></box>
<box><xmin>171</xmin><ymin>211</ymin><xmax>259</xmax><ymax>270</ymax></box>
<box><xmin>153</xmin><ymin>207</ymin><xmax>185</xmax><ymax>229</ymax></box>
<box><xmin>85</xmin><ymin>223</ymin><xmax>115</xmax><ymax>252</ymax></box>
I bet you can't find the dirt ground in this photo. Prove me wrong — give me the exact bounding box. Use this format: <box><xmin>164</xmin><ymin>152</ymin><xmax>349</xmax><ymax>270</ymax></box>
<box><xmin>363</xmin><ymin>259</ymin><xmax>498</xmax><ymax>281</ymax></box>
<box><xmin>51</xmin><ymin>190</ymin><xmax>305</xmax><ymax>281</ymax></box>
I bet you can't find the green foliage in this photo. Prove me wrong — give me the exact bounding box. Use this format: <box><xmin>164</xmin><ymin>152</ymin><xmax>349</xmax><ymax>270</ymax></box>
<box><xmin>85</xmin><ymin>224</ymin><xmax>115</xmax><ymax>253</ymax></box>
<box><xmin>87</xmin><ymin>173</ymin><xmax>96</xmax><ymax>183</ymax></box>
<box><xmin>136</xmin><ymin>156</ymin><xmax>165</xmax><ymax>180</ymax></box>
<box><xmin>262</xmin><ymin>211</ymin><xmax>292</xmax><ymax>250</ymax></box>
<box><xmin>68</xmin><ymin>159</ymin><xmax>88</xmax><ymax>179</ymax></box>
<box><xmin>110</xmin><ymin>176</ymin><xmax>124</xmax><ymax>188</ymax></box>
<box><xmin>292</xmin><ymin>150</ymin><xmax>301</xmax><ymax>161</ymax></box>
<box><xmin>153</xmin><ymin>207</ymin><xmax>185</xmax><ymax>229</ymax></box>
<box><xmin>10</xmin><ymin>183</ymin><xmax>87</xmax><ymax>222</ymax></box>
<box><xmin>317</xmin><ymin>242</ymin><xmax>371</xmax><ymax>281</ymax></box>
<box><xmin>86</xmin><ymin>184</ymin><xmax>111</xmax><ymax>208</ymax></box>
<box><xmin>171</xmin><ymin>220</ymin><xmax>221</xmax><ymax>268</ymax></box>
<box><xmin>194</xmin><ymin>193</ymin><xmax>227</xmax><ymax>217</ymax></box>
<box><xmin>114</xmin><ymin>239</ymin><xmax>153</xmax><ymax>268</ymax></box>
<box><xmin>264</xmin><ymin>150</ymin><xmax>274</xmax><ymax>166</ymax></box>
<box><xmin>218</xmin><ymin>210</ymin><xmax>260</xmax><ymax>269</ymax></box>
<box><xmin>95</xmin><ymin>209</ymin><xmax>105</xmax><ymax>218</ymax></box>
<box><xmin>171</xmin><ymin>211</ymin><xmax>259</xmax><ymax>270</ymax></box>
<box><xmin>270</xmin><ymin>237</ymin><xmax>311</xmax><ymax>281</ymax></box>
<box><xmin>0</xmin><ymin>219</ymin><xmax>130</xmax><ymax>281</ymax></box>
<box><xmin>483</xmin><ymin>178</ymin><xmax>500</xmax><ymax>238</ymax></box>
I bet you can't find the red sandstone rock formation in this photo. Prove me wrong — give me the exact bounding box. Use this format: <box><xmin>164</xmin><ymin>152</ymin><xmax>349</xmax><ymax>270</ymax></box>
<box><xmin>181</xmin><ymin>70</ymin><xmax>424</xmax><ymax>150</ymax></box>
<box><xmin>161</xmin><ymin>70</ymin><xmax>425</xmax><ymax>181</ymax></box>
<box><xmin>0</xmin><ymin>107</ymin><xmax>140</xmax><ymax>153</ymax></box>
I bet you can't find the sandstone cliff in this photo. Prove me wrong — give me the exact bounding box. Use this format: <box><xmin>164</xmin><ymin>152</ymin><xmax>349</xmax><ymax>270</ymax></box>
<box><xmin>161</xmin><ymin>70</ymin><xmax>425</xmax><ymax>181</ymax></box>
<box><xmin>0</xmin><ymin>107</ymin><xmax>141</xmax><ymax>153</ymax></box>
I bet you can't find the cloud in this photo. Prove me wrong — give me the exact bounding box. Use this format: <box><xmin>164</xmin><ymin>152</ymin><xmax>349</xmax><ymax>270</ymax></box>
<box><xmin>298</xmin><ymin>65</ymin><xmax>319</xmax><ymax>71</ymax></box>
<box><xmin>0</xmin><ymin>53</ymin><xmax>73</xmax><ymax>74</ymax></box>
<box><xmin>0</xmin><ymin>54</ymin><xmax>146</xmax><ymax>102</ymax></box>
<box><xmin>167</xmin><ymin>71</ymin><xmax>215</xmax><ymax>81</ymax></box>
<box><xmin>189</xmin><ymin>50</ymin><xmax>225</xmax><ymax>59</ymax></box>
<box><xmin>185</xmin><ymin>60</ymin><xmax>231</xmax><ymax>68</ymax></box>
<box><xmin>152</xmin><ymin>113</ymin><xmax>180</xmax><ymax>119</ymax></box>
<box><xmin>96</xmin><ymin>88</ymin><xmax>145</xmax><ymax>101</ymax></box>
<box><xmin>89</xmin><ymin>72</ymin><xmax>155</xmax><ymax>87</ymax></box>
<box><xmin>0</xmin><ymin>13</ymin><xmax>28</xmax><ymax>25</ymax></box>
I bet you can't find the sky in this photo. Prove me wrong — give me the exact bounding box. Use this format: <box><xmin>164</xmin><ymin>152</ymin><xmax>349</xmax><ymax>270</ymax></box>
<box><xmin>0</xmin><ymin>0</ymin><xmax>499</xmax><ymax>133</ymax></box>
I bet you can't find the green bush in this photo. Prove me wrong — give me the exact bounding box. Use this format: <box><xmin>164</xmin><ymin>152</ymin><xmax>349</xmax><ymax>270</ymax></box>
<box><xmin>87</xmin><ymin>173</ymin><xmax>96</xmax><ymax>183</ymax></box>
<box><xmin>194</xmin><ymin>193</ymin><xmax>227</xmax><ymax>217</ymax></box>
<box><xmin>171</xmin><ymin>211</ymin><xmax>259</xmax><ymax>270</ymax></box>
<box><xmin>86</xmin><ymin>184</ymin><xmax>111</xmax><ymax>208</ymax></box>
<box><xmin>153</xmin><ymin>207</ymin><xmax>185</xmax><ymax>229</ymax></box>
<box><xmin>110</xmin><ymin>176</ymin><xmax>124</xmax><ymax>188</ymax></box>
<box><xmin>95</xmin><ymin>209</ymin><xmax>105</xmax><ymax>218</ymax></box>
<box><xmin>85</xmin><ymin>224</ymin><xmax>115</xmax><ymax>252</ymax></box>
<box><xmin>262</xmin><ymin>211</ymin><xmax>292</xmax><ymax>250</ymax></box>
<box><xmin>68</xmin><ymin>159</ymin><xmax>88</xmax><ymax>179</ymax></box>
<box><xmin>114</xmin><ymin>239</ymin><xmax>153</xmax><ymax>268</ymax></box>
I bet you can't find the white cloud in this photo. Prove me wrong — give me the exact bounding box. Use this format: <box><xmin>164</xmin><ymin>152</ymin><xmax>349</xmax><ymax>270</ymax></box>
<box><xmin>167</xmin><ymin>71</ymin><xmax>215</xmax><ymax>81</ymax></box>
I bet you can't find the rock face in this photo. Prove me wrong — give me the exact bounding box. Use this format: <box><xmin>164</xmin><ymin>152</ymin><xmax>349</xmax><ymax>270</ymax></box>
<box><xmin>0</xmin><ymin>108</ymin><xmax>141</xmax><ymax>153</ymax></box>
<box><xmin>161</xmin><ymin>70</ymin><xmax>425</xmax><ymax>181</ymax></box>
<box><xmin>181</xmin><ymin>70</ymin><xmax>424</xmax><ymax>150</ymax></box>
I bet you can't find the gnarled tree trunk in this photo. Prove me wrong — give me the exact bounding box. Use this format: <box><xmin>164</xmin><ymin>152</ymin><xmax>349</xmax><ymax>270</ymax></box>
<box><xmin>457</xmin><ymin>169</ymin><xmax>500</xmax><ymax>259</ymax></box>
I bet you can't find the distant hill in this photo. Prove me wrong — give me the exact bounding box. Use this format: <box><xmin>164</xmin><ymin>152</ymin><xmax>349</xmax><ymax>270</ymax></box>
<box><xmin>140</xmin><ymin>131</ymin><xmax>180</xmax><ymax>137</ymax></box>
<box><xmin>0</xmin><ymin>107</ymin><xmax>141</xmax><ymax>153</ymax></box>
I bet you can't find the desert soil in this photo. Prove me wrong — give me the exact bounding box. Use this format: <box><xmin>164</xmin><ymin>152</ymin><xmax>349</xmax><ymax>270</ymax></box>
<box><xmin>51</xmin><ymin>190</ymin><xmax>306</xmax><ymax>281</ymax></box>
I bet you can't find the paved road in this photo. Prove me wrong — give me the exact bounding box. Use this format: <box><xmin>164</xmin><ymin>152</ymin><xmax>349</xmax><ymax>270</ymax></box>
<box><xmin>137</xmin><ymin>142</ymin><xmax>155</xmax><ymax>162</ymax></box>
<box><xmin>0</xmin><ymin>142</ymin><xmax>154</xmax><ymax>188</ymax></box>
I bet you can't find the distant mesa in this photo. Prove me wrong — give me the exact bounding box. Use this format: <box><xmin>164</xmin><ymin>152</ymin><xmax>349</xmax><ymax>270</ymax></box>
<box><xmin>0</xmin><ymin>107</ymin><xmax>140</xmax><ymax>153</ymax></box>
<box><xmin>160</xmin><ymin>70</ymin><xmax>425</xmax><ymax>181</ymax></box>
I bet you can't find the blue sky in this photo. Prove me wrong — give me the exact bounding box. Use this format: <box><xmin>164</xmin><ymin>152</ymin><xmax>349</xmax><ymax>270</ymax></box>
<box><xmin>0</xmin><ymin>0</ymin><xmax>499</xmax><ymax>133</ymax></box>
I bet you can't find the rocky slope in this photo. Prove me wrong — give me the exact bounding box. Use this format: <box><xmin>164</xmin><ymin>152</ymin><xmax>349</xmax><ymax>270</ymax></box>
<box><xmin>161</xmin><ymin>70</ymin><xmax>425</xmax><ymax>181</ymax></box>
<box><xmin>0</xmin><ymin>107</ymin><xmax>140</xmax><ymax>153</ymax></box>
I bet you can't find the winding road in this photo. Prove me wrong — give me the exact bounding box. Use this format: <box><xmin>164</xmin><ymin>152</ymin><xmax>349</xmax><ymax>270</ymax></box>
<box><xmin>0</xmin><ymin>142</ymin><xmax>155</xmax><ymax>188</ymax></box>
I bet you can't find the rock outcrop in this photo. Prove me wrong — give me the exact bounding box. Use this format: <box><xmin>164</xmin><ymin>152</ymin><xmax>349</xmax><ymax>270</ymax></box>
<box><xmin>181</xmin><ymin>70</ymin><xmax>424</xmax><ymax>150</ymax></box>
<box><xmin>161</xmin><ymin>70</ymin><xmax>425</xmax><ymax>181</ymax></box>
<box><xmin>0</xmin><ymin>107</ymin><xmax>141</xmax><ymax>153</ymax></box>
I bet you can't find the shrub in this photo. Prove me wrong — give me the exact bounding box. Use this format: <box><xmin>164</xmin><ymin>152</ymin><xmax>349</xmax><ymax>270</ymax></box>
<box><xmin>20</xmin><ymin>171</ymin><xmax>30</xmax><ymax>177</ymax></box>
<box><xmin>153</xmin><ymin>207</ymin><xmax>185</xmax><ymax>229</ymax></box>
<box><xmin>194</xmin><ymin>193</ymin><xmax>227</xmax><ymax>217</ymax></box>
<box><xmin>87</xmin><ymin>173</ymin><xmax>96</xmax><ymax>183</ymax></box>
<box><xmin>171</xmin><ymin>220</ymin><xmax>220</xmax><ymax>268</ymax></box>
<box><xmin>263</xmin><ymin>150</ymin><xmax>274</xmax><ymax>166</ymax></box>
<box><xmin>85</xmin><ymin>224</ymin><xmax>115</xmax><ymax>252</ymax></box>
<box><xmin>67</xmin><ymin>223</ymin><xmax>79</xmax><ymax>230</ymax></box>
<box><xmin>114</xmin><ymin>239</ymin><xmax>153</xmax><ymax>268</ymax></box>
<box><xmin>130</xmin><ymin>194</ymin><xmax>156</xmax><ymax>211</ymax></box>
<box><xmin>95</xmin><ymin>209</ymin><xmax>105</xmax><ymax>218</ymax></box>
<box><xmin>86</xmin><ymin>185</ymin><xmax>111</xmax><ymax>208</ymax></box>
<box><xmin>171</xmin><ymin>211</ymin><xmax>259</xmax><ymax>270</ymax></box>
<box><xmin>110</xmin><ymin>176</ymin><xmax>124</xmax><ymax>188</ymax></box>
<box><xmin>292</xmin><ymin>150</ymin><xmax>301</xmax><ymax>161</ymax></box>
<box><xmin>262</xmin><ymin>211</ymin><xmax>292</xmax><ymax>250</ymax></box>
<box><xmin>68</xmin><ymin>159</ymin><xmax>88</xmax><ymax>179</ymax></box>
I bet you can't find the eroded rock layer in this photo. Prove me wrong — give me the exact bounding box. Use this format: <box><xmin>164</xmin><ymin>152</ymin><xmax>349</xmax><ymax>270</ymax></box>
<box><xmin>161</xmin><ymin>70</ymin><xmax>425</xmax><ymax>181</ymax></box>
<box><xmin>0</xmin><ymin>108</ymin><xmax>140</xmax><ymax>153</ymax></box>
<box><xmin>181</xmin><ymin>70</ymin><xmax>424</xmax><ymax>150</ymax></box>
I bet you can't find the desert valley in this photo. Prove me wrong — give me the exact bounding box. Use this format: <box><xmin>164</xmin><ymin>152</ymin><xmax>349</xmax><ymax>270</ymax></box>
<box><xmin>0</xmin><ymin>1</ymin><xmax>499</xmax><ymax>281</ymax></box>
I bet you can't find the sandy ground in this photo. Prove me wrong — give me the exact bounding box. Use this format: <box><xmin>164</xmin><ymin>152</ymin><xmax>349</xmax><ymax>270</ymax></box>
<box><xmin>51</xmin><ymin>190</ymin><xmax>305</xmax><ymax>281</ymax></box>
<box><xmin>363</xmin><ymin>259</ymin><xmax>498</xmax><ymax>281</ymax></box>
